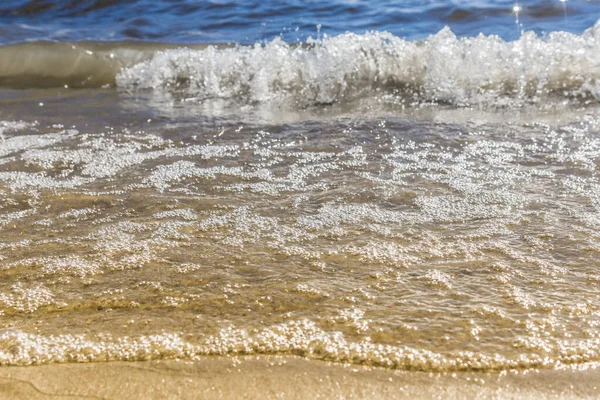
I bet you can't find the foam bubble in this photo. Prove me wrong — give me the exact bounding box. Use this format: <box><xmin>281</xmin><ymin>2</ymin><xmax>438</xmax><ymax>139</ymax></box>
<box><xmin>1</xmin><ymin>320</ymin><xmax>600</xmax><ymax>371</ymax></box>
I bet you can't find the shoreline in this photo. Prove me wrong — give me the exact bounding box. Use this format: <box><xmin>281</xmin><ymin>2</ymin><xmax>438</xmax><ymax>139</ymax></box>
<box><xmin>1</xmin><ymin>356</ymin><xmax>599</xmax><ymax>399</ymax></box>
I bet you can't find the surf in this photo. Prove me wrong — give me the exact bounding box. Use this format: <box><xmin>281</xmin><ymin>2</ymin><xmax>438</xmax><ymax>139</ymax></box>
<box><xmin>0</xmin><ymin>22</ymin><xmax>598</xmax><ymax>109</ymax></box>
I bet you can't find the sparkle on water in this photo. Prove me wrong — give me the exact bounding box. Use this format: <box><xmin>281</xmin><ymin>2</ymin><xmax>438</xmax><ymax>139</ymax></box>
<box><xmin>0</xmin><ymin>0</ymin><xmax>599</xmax><ymax>373</ymax></box>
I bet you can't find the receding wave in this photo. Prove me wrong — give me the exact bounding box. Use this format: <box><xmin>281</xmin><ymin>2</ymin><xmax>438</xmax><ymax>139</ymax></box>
<box><xmin>1</xmin><ymin>22</ymin><xmax>600</xmax><ymax>107</ymax></box>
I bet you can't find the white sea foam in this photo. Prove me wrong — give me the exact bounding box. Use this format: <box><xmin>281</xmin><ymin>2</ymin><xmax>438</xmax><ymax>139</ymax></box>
<box><xmin>1</xmin><ymin>320</ymin><xmax>599</xmax><ymax>370</ymax></box>
<box><xmin>117</xmin><ymin>22</ymin><xmax>600</xmax><ymax>107</ymax></box>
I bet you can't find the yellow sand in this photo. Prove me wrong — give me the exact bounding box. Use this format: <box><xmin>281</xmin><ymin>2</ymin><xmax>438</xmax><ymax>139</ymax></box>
<box><xmin>0</xmin><ymin>357</ymin><xmax>599</xmax><ymax>399</ymax></box>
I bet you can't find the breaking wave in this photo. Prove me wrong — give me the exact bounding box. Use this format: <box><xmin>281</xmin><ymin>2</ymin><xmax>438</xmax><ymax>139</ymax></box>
<box><xmin>1</xmin><ymin>22</ymin><xmax>600</xmax><ymax>107</ymax></box>
<box><xmin>116</xmin><ymin>23</ymin><xmax>600</xmax><ymax>107</ymax></box>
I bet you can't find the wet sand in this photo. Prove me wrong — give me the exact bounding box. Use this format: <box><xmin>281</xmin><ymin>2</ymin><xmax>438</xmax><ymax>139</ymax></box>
<box><xmin>0</xmin><ymin>357</ymin><xmax>599</xmax><ymax>399</ymax></box>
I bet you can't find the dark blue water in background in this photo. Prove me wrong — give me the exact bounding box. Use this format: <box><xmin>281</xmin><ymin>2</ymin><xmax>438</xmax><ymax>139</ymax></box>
<box><xmin>0</xmin><ymin>0</ymin><xmax>598</xmax><ymax>45</ymax></box>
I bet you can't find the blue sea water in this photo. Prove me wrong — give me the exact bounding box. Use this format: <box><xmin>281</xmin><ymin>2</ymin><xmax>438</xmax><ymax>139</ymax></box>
<box><xmin>0</xmin><ymin>0</ymin><xmax>598</xmax><ymax>44</ymax></box>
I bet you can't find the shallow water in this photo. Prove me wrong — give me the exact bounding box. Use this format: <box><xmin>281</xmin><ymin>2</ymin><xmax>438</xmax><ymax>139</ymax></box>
<box><xmin>1</xmin><ymin>88</ymin><xmax>600</xmax><ymax>370</ymax></box>
<box><xmin>0</xmin><ymin>1</ymin><xmax>600</xmax><ymax>372</ymax></box>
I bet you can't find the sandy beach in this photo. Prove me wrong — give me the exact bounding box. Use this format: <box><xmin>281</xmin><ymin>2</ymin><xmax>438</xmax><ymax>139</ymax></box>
<box><xmin>2</xmin><ymin>2</ymin><xmax>600</xmax><ymax>399</ymax></box>
<box><xmin>1</xmin><ymin>357</ymin><xmax>599</xmax><ymax>399</ymax></box>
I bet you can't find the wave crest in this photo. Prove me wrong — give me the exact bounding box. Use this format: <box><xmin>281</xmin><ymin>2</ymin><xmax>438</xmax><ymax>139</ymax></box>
<box><xmin>117</xmin><ymin>22</ymin><xmax>600</xmax><ymax>107</ymax></box>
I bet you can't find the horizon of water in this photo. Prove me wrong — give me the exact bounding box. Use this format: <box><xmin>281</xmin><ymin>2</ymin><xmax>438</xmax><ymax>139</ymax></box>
<box><xmin>1</xmin><ymin>1</ymin><xmax>600</xmax><ymax>372</ymax></box>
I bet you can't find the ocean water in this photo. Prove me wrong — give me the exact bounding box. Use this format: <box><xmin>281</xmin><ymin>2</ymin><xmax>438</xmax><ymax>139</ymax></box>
<box><xmin>0</xmin><ymin>0</ymin><xmax>600</xmax><ymax>372</ymax></box>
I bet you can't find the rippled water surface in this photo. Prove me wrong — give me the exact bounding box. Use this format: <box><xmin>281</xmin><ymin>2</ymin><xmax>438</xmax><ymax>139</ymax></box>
<box><xmin>0</xmin><ymin>0</ymin><xmax>600</xmax><ymax>372</ymax></box>
<box><xmin>0</xmin><ymin>0</ymin><xmax>599</xmax><ymax>43</ymax></box>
